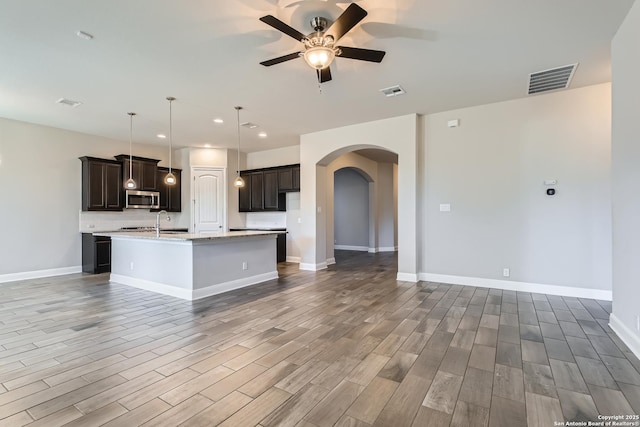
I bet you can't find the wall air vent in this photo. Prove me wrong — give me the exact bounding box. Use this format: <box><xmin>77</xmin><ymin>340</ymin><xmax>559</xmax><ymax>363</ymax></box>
<box><xmin>56</xmin><ymin>98</ymin><xmax>83</xmax><ymax>107</ymax></box>
<box><xmin>528</xmin><ymin>64</ymin><xmax>577</xmax><ymax>95</ymax></box>
<box><xmin>380</xmin><ymin>85</ymin><xmax>406</xmax><ymax>97</ymax></box>
<box><xmin>241</xmin><ymin>122</ymin><xmax>258</xmax><ymax>129</ymax></box>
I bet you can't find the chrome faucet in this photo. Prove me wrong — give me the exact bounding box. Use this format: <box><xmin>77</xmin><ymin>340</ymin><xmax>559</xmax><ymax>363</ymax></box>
<box><xmin>155</xmin><ymin>210</ymin><xmax>170</xmax><ymax>236</ymax></box>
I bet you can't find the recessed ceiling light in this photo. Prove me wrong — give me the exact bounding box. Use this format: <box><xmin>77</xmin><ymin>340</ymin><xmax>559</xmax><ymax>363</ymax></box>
<box><xmin>76</xmin><ymin>31</ymin><xmax>94</xmax><ymax>40</ymax></box>
<box><xmin>157</xmin><ymin>134</ymin><xmax>166</xmax><ymax>139</ymax></box>
<box><xmin>213</xmin><ymin>118</ymin><xmax>224</xmax><ymax>124</ymax></box>
<box><xmin>55</xmin><ymin>98</ymin><xmax>82</xmax><ymax>107</ymax></box>
<box><xmin>258</xmin><ymin>132</ymin><xmax>267</xmax><ymax>138</ymax></box>
<box><xmin>204</xmin><ymin>144</ymin><xmax>212</xmax><ymax>148</ymax></box>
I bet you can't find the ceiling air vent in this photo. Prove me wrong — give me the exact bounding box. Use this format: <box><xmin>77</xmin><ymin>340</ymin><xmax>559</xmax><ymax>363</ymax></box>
<box><xmin>56</xmin><ymin>98</ymin><xmax>83</xmax><ymax>108</ymax></box>
<box><xmin>528</xmin><ymin>64</ymin><xmax>577</xmax><ymax>95</ymax></box>
<box><xmin>380</xmin><ymin>85</ymin><xmax>406</xmax><ymax>97</ymax></box>
<box><xmin>241</xmin><ymin>122</ymin><xmax>258</xmax><ymax>129</ymax></box>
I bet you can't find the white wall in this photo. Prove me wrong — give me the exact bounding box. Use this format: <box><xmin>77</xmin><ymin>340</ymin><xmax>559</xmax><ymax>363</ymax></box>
<box><xmin>377</xmin><ymin>162</ymin><xmax>397</xmax><ymax>251</ymax></box>
<box><xmin>0</xmin><ymin>117</ymin><xmax>173</xmax><ymax>278</ymax></box>
<box><xmin>421</xmin><ymin>83</ymin><xmax>612</xmax><ymax>298</ymax></box>
<box><xmin>246</xmin><ymin>145</ymin><xmax>300</xmax><ymax>169</ymax></box>
<box><xmin>334</xmin><ymin>168</ymin><xmax>370</xmax><ymax>249</ymax></box>
<box><xmin>611</xmin><ymin>1</ymin><xmax>640</xmax><ymax>358</ymax></box>
<box><xmin>285</xmin><ymin>192</ymin><xmax>301</xmax><ymax>262</ymax></box>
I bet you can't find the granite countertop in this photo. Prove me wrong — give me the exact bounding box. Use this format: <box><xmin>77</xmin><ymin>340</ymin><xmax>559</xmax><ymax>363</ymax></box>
<box><xmin>229</xmin><ymin>227</ymin><xmax>287</xmax><ymax>231</ymax></box>
<box><xmin>94</xmin><ymin>230</ymin><xmax>281</xmax><ymax>242</ymax></box>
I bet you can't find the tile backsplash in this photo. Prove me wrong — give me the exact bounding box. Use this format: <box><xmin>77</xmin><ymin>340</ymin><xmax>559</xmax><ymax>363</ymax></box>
<box><xmin>245</xmin><ymin>212</ymin><xmax>286</xmax><ymax>229</ymax></box>
<box><xmin>79</xmin><ymin>210</ymin><xmax>184</xmax><ymax>232</ymax></box>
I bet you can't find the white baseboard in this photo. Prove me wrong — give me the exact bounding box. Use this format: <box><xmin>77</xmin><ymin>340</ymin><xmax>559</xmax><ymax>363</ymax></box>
<box><xmin>326</xmin><ymin>258</ymin><xmax>336</xmax><ymax>265</ymax></box>
<box><xmin>192</xmin><ymin>272</ymin><xmax>279</xmax><ymax>300</ymax></box>
<box><xmin>0</xmin><ymin>266</ymin><xmax>82</xmax><ymax>284</ymax></box>
<box><xmin>334</xmin><ymin>245</ymin><xmax>368</xmax><ymax>252</ymax></box>
<box><xmin>378</xmin><ymin>247</ymin><xmax>398</xmax><ymax>252</ymax></box>
<box><xmin>609</xmin><ymin>313</ymin><xmax>640</xmax><ymax>360</ymax></box>
<box><xmin>419</xmin><ymin>273</ymin><xmax>613</xmax><ymax>301</ymax></box>
<box><xmin>334</xmin><ymin>246</ymin><xmax>397</xmax><ymax>253</ymax></box>
<box><xmin>397</xmin><ymin>272</ymin><xmax>419</xmax><ymax>282</ymax></box>
<box><xmin>299</xmin><ymin>262</ymin><xmax>328</xmax><ymax>271</ymax></box>
<box><xmin>285</xmin><ymin>256</ymin><xmax>301</xmax><ymax>263</ymax></box>
<box><xmin>110</xmin><ymin>271</ymin><xmax>279</xmax><ymax>301</ymax></box>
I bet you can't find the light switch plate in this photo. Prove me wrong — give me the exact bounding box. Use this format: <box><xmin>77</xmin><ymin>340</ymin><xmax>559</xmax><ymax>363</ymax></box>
<box><xmin>439</xmin><ymin>204</ymin><xmax>451</xmax><ymax>212</ymax></box>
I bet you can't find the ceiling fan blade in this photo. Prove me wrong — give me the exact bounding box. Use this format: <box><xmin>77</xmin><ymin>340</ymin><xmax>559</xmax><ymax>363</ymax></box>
<box><xmin>259</xmin><ymin>15</ymin><xmax>307</xmax><ymax>41</ymax></box>
<box><xmin>337</xmin><ymin>46</ymin><xmax>385</xmax><ymax>62</ymax></box>
<box><xmin>324</xmin><ymin>3</ymin><xmax>368</xmax><ymax>42</ymax></box>
<box><xmin>260</xmin><ymin>52</ymin><xmax>302</xmax><ymax>66</ymax></box>
<box><xmin>317</xmin><ymin>67</ymin><xmax>332</xmax><ymax>83</ymax></box>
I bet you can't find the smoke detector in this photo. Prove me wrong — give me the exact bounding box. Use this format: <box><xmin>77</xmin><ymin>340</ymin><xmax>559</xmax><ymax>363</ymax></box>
<box><xmin>241</xmin><ymin>122</ymin><xmax>259</xmax><ymax>129</ymax></box>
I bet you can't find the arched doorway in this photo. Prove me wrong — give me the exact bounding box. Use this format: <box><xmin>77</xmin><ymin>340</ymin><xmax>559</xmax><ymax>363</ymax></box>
<box><xmin>297</xmin><ymin>112</ymin><xmax>418</xmax><ymax>281</ymax></box>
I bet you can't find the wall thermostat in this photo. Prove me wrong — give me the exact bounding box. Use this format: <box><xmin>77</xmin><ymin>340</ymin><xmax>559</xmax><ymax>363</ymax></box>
<box><xmin>547</xmin><ymin>188</ymin><xmax>556</xmax><ymax>196</ymax></box>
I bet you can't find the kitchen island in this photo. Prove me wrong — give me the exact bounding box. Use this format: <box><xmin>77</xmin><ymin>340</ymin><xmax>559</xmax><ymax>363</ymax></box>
<box><xmin>95</xmin><ymin>230</ymin><xmax>281</xmax><ymax>300</ymax></box>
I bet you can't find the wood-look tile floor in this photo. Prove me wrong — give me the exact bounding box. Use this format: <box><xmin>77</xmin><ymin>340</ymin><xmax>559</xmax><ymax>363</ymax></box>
<box><xmin>1</xmin><ymin>251</ymin><xmax>639</xmax><ymax>426</ymax></box>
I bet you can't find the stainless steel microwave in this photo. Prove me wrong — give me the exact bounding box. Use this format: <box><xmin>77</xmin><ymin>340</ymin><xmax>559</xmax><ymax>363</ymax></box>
<box><xmin>125</xmin><ymin>190</ymin><xmax>160</xmax><ymax>209</ymax></box>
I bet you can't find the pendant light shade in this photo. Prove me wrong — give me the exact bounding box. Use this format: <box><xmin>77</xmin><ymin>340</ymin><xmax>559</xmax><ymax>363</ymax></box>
<box><xmin>125</xmin><ymin>112</ymin><xmax>137</xmax><ymax>190</ymax></box>
<box><xmin>164</xmin><ymin>97</ymin><xmax>177</xmax><ymax>186</ymax></box>
<box><xmin>234</xmin><ymin>106</ymin><xmax>245</xmax><ymax>188</ymax></box>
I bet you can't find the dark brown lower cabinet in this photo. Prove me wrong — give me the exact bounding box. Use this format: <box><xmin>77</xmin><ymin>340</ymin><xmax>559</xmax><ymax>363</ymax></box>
<box><xmin>276</xmin><ymin>233</ymin><xmax>286</xmax><ymax>263</ymax></box>
<box><xmin>82</xmin><ymin>234</ymin><xmax>111</xmax><ymax>274</ymax></box>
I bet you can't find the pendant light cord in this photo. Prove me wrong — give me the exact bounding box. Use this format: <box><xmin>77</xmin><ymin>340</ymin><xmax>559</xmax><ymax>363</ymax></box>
<box><xmin>129</xmin><ymin>115</ymin><xmax>133</xmax><ymax>179</ymax></box>
<box><xmin>236</xmin><ymin>106</ymin><xmax>241</xmax><ymax>175</ymax></box>
<box><xmin>168</xmin><ymin>99</ymin><xmax>173</xmax><ymax>175</ymax></box>
<box><xmin>128</xmin><ymin>112</ymin><xmax>135</xmax><ymax>181</ymax></box>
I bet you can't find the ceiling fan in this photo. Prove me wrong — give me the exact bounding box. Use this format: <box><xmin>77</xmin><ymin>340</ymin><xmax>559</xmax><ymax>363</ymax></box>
<box><xmin>259</xmin><ymin>3</ymin><xmax>386</xmax><ymax>83</ymax></box>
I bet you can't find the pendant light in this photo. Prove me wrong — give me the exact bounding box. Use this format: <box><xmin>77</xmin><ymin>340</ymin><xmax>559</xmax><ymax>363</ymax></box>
<box><xmin>125</xmin><ymin>112</ymin><xmax>137</xmax><ymax>189</ymax></box>
<box><xmin>233</xmin><ymin>106</ymin><xmax>245</xmax><ymax>188</ymax></box>
<box><xmin>164</xmin><ymin>96</ymin><xmax>177</xmax><ymax>186</ymax></box>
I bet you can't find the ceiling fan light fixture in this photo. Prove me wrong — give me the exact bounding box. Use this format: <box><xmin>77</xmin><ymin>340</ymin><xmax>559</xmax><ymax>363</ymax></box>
<box><xmin>303</xmin><ymin>46</ymin><xmax>335</xmax><ymax>70</ymax></box>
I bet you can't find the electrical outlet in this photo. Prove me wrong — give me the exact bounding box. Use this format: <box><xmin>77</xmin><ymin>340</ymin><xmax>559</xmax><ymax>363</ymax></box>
<box><xmin>503</xmin><ymin>268</ymin><xmax>510</xmax><ymax>278</ymax></box>
<box><xmin>242</xmin><ymin>261</ymin><xmax>248</xmax><ymax>270</ymax></box>
<box><xmin>88</xmin><ymin>224</ymin><xmax>95</xmax><ymax>229</ymax></box>
<box><xmin>130</xmin><ymin>262</ymin><xmax>134</xmax><ymax>271</ymax></box>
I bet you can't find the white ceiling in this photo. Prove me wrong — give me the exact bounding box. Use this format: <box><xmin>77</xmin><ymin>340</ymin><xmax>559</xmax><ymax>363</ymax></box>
<box><xmin>0</xmin><ymin>0</ymin><xmax>634</xmax><ymax>153</ymax></box>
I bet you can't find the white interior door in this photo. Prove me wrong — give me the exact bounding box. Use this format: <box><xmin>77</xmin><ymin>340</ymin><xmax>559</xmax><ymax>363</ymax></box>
<box><xmin>192</xmin><ymin>168</ymin><xmax>225</xmax><ymax>233</ymax></box>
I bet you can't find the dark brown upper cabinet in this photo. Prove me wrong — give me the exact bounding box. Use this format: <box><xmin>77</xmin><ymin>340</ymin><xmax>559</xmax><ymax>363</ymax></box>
<box><xmin>250</xmin><ymin>172</ymin><xmax>264</xmax><ymax>211</ymax></box>
<box><xmin>238</xmin><ymin>164</ymin><xmax>298</xmax><ymax>212</ymax></box>
<box><xmin>154</xmin><ymin>167</ymin><xmax>182</xmax><ymax>212</ymax></box>
<box><xmin>277</xmin><ymin>165</ymin><xmax>300</xmax><ymax>192</ymax></box>
<box><xmin>79</xmin><ymin>157</ymin><xmax>123</xmax><ymax>211</ymax></box>
<box><xmin>263</xmin><ymin>170</ymin><xmax>279</xmax><ymax>210</ymax></box>
<box><xmin>115</xmin><ymin>155</ymin><xmax>160</xmax><ymax>191</ymax></box>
